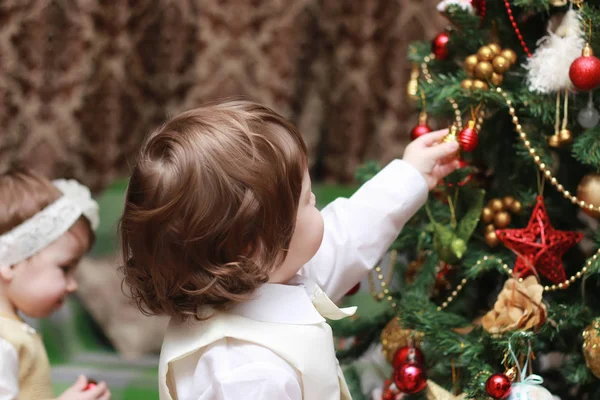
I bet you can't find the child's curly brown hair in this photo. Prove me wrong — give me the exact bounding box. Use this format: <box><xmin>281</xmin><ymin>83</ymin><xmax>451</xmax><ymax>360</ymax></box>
<box><xmin>120</xmin><ymin>100</ymin><xmax>308</xmax><ymax>320</ymax></box>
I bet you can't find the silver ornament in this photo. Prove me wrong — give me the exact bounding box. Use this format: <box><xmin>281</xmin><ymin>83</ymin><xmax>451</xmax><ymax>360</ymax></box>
<box><xmin>578</xmin><ymin>94</ymin><xmax>600</xmax><ymax>129</ymax></box>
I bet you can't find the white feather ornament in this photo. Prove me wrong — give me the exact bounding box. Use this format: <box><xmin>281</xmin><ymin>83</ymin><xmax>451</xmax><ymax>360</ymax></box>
<box><xmin>437</xmin><ymin>0</ymin><xmax>475</xmax><ymax>14</ymax></box>
<box><xmin>524</xmin><ymin>9</ymin><xmax>585</xmax><ymax>93</ymax></box>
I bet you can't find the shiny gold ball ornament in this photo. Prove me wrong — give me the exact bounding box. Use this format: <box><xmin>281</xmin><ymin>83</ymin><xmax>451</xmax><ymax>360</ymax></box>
<box><xmin>548</xmin><ymin>135</ymin><xmax>561</xmax><ymax>148</ymax></box>
<box><xmin>472</xmin><ymin>79</ymin><xmax>489</xmax><ymax>90</ymax></box>
<box><xmin>488</xmin><ymin>43</ymin><xmax>502</xmax><ymax>55</ymax></box>
<box><xmin>510</xmin><ymin>200</ymin><xmax>522</xmax><ymax>214</ymax></box>
<box><xmin>485</xmin><ymin>231</ymin><xmax>500</xmax><ymax>247</ymax></box>
<box><xmin>475</xmin><ymin>61</ymin><xmax>494</xmax><ymax>80</ymax></box>
<box><xmin>491</xmin><ymin>72</ymin><xmax>504</xmax><ymax>86</ymax></box>
<box><xmin>583</xmin><ymin>319</ymin><xmax>600</xmax><ymax>378</ymax></box>
<box><xmin>477</xmin><ymin>46</ymin><xmax>495</xmax><ymax>62</ymax></box>
<box><xmin>577</xmin><ymin>174</ymin><xmax>600</xmax><ymax>218</ymax></box>
<box><xmin>489</xmin><ymin>198</ymin><xmax>504</xmax><ymax>212</ymax></box>
<box><xmin>465</xmin><ymin>55</ymin><xmax>479</xmax><ymax>74</ymax></box>
<box><xmin>482</xmin><ymin>207</ymin><xmax>494</xmax><ymax>223</ymax></box>
<box><xmin>500</xmin><ymin>48</ymin><xmax>517</xmax><ymax>65</ymax></box>
<box><xmin>461</xmin><ymin>79</ymin><xmax>474</xmax><ymax>90</ymax></box>
<box><xmin>494</xmin><ymin>211</ymin><xmax>511</xmax><ymax>228</ymax></box>
<box><xmin>492</xmin><ymin>55</ymin><xmax>510</xmax><ymax>73</ymax></box>
<box><xmin>558</xmin><ymin>128</ymin><xmax>573</xmax><ymax>145</ymax></box>
<box><xmin>485</xmin><ymin>224</ymin><xmax>496</xmax><ymax>234</ymax></box>
<box><xmin>381</xmin><ymin>316</ymin><xmax>423</xmax><ymax>363</ymax></box>
<box><xmin>503</xmin><ymin>196</ymin><xmax>516</xmax><ymax>209</ymax></box>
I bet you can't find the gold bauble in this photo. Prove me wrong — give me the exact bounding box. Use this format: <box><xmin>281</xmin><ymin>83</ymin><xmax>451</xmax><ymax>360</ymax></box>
<box><xmin>477</xmin><ymin>46</ymin><xmax>494</xmax><ymax>62</ymax></box>
<box><xmin>549</xmin><ymin>0</ymin><xmax>568</xmax><ymax>5</ymax></box>
<box><xmin>489</xmin><ymin>198</ymin><xmax>504</xmax><ymax>212</ymax></box>
<box><xmin>494</xmin><ymin>211</ymin><xmax>511</xmax><ymax>228</ymax></box>
<box><xmin>503</xmin><ymin>196</ymin><xmax>516</xmax><ymax>209</ymax></box>
<box><xmin>548</xmin><ymin>134</ymin><xmax>561</xmax><ymax>148</ymax></box>
<box><xmin>558</xmin><ymin>128</ymin><xmax>572</xmax><ymax>145</ymax></box>
<box><xmin>510</xmin><ymin>200</ymin><xmax>522</xmax><ymax>214</ymax></box>
<box><xmin>475</xmin><ymin>61</ymin><xmax>494</xmax><ymax>80</ymax></box>
<box><xmin>577</xmin><ymin>173</ymin><xmax>600</xmax><ymax>218</ymax></box>
<box><xmin>583</xmin><ymin>319</ymin><xmax>600</xmax><ymax>378</ymax></box>
<box><xmin>482</xmin><ymin>207</ymin><xmax>494</xmax><ymax>223</ymax></box>
<box><xmin>492</xmin><ymin>55</ymin><xmax>510</xmax><ymax>73</ymax></box>
<box><xmin>381</xmin><ymin>316</ymin><xmax>423</xmax><ymax>363</ymax></box>
<box><xmin>485</xmin><ymin>224</ymin><xmax>496</xmax><ymax>234</ymax></box>
<box><xmin>472</xmin><ymin>79</ymin><xmax>489</xmax><ymax>91</ymax></box>
<box><xmin>491</xmin><ymin>72</ymin><xmax>504</xmax><ymax>86</ymax></box>
<box><xmin>488</xmin><ymin>43</ymin><xmax>502</xmax><ymax>55</ymax></box>
<box><xmin>461</xmin><ymin>79</ymin><xmax>474</xmax><ymax>90</ymax></box>
<box><xmin>485</xmin><ymin>231</ymin><xmax>500</xmax><ymax>247</ymax></box>
<box><xmin>464</xmin><ymin>55</ymin><xmax>479</xmax><ymax>74</ymax></box>
<box><xmin>500</xmin><ymin>49</ymin><xmax>518</xmax><ymax>65</ymax></box>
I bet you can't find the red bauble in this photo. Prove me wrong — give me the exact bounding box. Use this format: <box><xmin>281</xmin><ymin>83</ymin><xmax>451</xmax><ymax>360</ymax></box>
<box><xmin>394</xmin><ymin>363</ymin><xmax>427</xmax><ymax>394</ymax></box>
<box><xmin>84</xmin><ymin>380</ymin><xmax>98</xmax><ymax>391</ymax></box>
<box><xmin>432</xmin><ymin>32</ymin><xmax>450</xmax><ymax>60</ymax></box>
<box><xmin>458</xmin><ymin>121</ymin><xmax>478</xmax><ymax>152</ymax></box>
<box><xmin>569</xmin><ymin>44</ymin><xmax>600</xmax><ymax>91</ymax></box>
<box><xmin>410</xmin><ymin>122</ymin><xmax>433</xmax><ymax>140</ymax></box>
<box><xmin>485</xmin><ymin>373</ymin><xmax>512</xmax><ymax>399</ymax></box>
<box><xmin>496</xmin><ymin>196</ymin><xmax>583</xmax><ymax>284</ymax></box>
<box><xmin>345</xmin><ymin>282</ymin><xmax>360</xmax><ymax>296</ymax></box>
<box><xmin>392</xmin><ymin>346</ymin><xmax>425</xmax><ymax>369</ymax></box>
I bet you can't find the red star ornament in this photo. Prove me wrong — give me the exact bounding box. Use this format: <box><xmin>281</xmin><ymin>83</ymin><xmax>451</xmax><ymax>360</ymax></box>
<box><xmin>496</xmin><ymin>196</ymin><xmax>583</xmax><ymax>284</ymax></box>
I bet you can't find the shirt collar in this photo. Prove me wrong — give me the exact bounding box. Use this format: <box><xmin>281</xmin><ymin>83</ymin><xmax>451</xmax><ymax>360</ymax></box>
<box><xmin>228</xmin><ymin>275</ymin><xmax>326</xmax><ymax>325</ymax></box>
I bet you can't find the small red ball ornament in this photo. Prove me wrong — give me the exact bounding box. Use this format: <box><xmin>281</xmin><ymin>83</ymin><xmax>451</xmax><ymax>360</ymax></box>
<box><xmin>410</xmin><ymin>123</ymin><xmax>432</xmax><ymax>140</ymax></box>
<box><xmin>392</xmin><ymin>346</ymin><xmax>425</xmax><ymax>369</ymax></box>
<box><xmin>569</xmin><ymin>44</ymin><xmax>600</xmax><ymax>91</ymax></box>
<box><xmin>85</xmin><ymin>380</ymin><xmax>98</xmax><ymax>391</ymax></box>
<box><xmin>485</xmin><ymin>373</ymin><xmax>512</xmax><ymax>399</ymax></box>
<box><xmin>394</xmin><ymin>363</ymin><xmax>427</xmax><ymax>394</ymax></box>
<box><xmin>345</xmin><ymin>282</ymin><xmax>360</xmax><ymax>296</ymax></box>
<box><xmin>432</xmin><ymin>32</ymin><xmax>450</xmax><ymax>61</ymax></box>
<box><xmin>458</xmin><ymin>120</ymin><xmax>479</xmax><ymax>152</ymax></box>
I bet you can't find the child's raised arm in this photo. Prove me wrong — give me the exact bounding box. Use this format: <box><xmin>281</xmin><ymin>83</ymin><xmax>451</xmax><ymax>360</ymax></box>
<box><xmin>300</xmin><ymin>130</ymin><xmax>459</xmax><ymax>301</ymax></box>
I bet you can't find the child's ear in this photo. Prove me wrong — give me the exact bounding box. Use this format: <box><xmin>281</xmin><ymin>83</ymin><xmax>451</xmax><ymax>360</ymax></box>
<box><xmin>0</xmin><ymin>265</ymin><xmax>15</xmax><ymax>282</ymax></box>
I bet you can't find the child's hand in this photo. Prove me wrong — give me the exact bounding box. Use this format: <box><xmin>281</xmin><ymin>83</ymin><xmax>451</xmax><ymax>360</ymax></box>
<box><xmin>403</xmin><ymin>129</ymin><xmax>460</xmax><ymax>190</ymax></box>
<box><xmin>57</xmin><ymin>375</ymin><xmax>111</xmax><ymax>400</ymax></box>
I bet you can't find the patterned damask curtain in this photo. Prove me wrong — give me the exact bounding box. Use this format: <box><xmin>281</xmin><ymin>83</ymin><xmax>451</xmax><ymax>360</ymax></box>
<box><xmin>0</xmin><ymin>0</ymin><xmax>444</xmax><ymax>192</ymax></box>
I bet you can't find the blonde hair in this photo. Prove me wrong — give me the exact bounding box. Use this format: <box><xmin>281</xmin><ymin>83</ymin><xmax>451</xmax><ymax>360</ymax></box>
<box><xmin>120</xmin><ymin>100</ymin><xmax>308</xmax><ymax>319</ymax></box>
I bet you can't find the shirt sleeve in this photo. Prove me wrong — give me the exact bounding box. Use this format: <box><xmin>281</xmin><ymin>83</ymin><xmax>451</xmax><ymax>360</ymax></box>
<box><xmin>300</xmin><ymin>159</ymin><xmax>428</xmax><ymax>302</ymax></box>
<box><xmin>171</xmin><ymin>338</ymin><xmax>302</xmax><ymax>400</ymax></box>
<box><xmin>0</xmin><ymin>337</ymin><xmax>19</xmax><ymax>400</ymax></box>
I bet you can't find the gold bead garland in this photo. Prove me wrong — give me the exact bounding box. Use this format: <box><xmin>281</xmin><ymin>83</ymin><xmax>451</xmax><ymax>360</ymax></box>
<box><xmin>496</xmin><ymin>87</ymin><xmax>600</xmax><ymax>215</ymax></box>
<box><xmin>368</xmin><ymin>250</ymin><xmax>398</xmax><ymax>308</ymax></box>
<box><xmin>436</xmin><ymin>250</ymin><xmax>600</xmax><ymax>311</ymax></box>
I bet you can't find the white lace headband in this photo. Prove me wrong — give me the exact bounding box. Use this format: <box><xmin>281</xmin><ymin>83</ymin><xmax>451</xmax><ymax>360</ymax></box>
<box><xmin>0</xmin><ymin>179</ymin><xmax>99</xmax><ymax>266</ymax></box>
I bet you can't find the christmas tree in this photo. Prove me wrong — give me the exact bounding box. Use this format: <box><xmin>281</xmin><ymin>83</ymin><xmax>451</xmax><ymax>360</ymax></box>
<box><xmin>332</xmin><ymin>1</ymin><xmax>600</xmax><ymax>399</ymax></box>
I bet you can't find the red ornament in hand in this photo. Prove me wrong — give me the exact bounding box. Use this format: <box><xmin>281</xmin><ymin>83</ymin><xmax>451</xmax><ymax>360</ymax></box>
<box><xmin>411</xmin><ymin>113</ymin><xmax>433</xmax><ymax>140</ymax></box>
<box><xmin>570</xmin><ymin>44</ymin><xmax>600</xmax><ymax>91</ymax></box>
<box><xmin>458</xmin><ymin>120</ymin><xmax>479</xmax><ymax>152</ymax></box>
<box><xmin>496</xmin><ymin>196</ymin><xmax>583</xmax><ymax>284</ymax></box>
<box><xmin>392</xmin><ymin>346</ymin><xmax>425</xmax><ymax>369</ymax></box>
<box><xmin>432</xmin><ymin>32</ymin><xmax>450</xmax><ymax>60</ymax></box>
<box><xmin>394</xmin><ymin>363</ymin><xmax>427</xmax><ymax>394</ymax></box>
<box><xmin>485</xmin><ymin>373</ymin><xmax>511</xmax><ymax>399</ymax></box>
<box><xmin>345</xmin><ymin>282</ymin><xmax>360</xmax><ymax>296</ymax></box>
<box><xmin>84</xmin><ymin>379</ymin><xmax>98</xmax><ymax>391</ymax></box>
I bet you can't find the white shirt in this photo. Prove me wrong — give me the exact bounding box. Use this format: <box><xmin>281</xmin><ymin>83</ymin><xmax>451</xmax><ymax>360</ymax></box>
<box><xmin>169</xmin><ymin>160</ymin><xmax>428</xmax><ymax>400</ymax></box>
